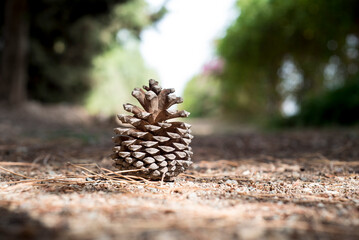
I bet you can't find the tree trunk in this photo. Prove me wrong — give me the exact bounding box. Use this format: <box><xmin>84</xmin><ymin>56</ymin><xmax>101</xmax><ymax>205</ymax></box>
<box><xmin>0</xmin><ymin>0</ymin><xmax>28</xmax><ymax>105</ymax></box>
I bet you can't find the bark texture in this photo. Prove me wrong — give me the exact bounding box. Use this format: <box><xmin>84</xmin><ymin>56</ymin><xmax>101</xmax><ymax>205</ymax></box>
<box><xmin>1</xmin><ymin>0</ymin><xmax>28</xmax><ymax>105</ymax></box>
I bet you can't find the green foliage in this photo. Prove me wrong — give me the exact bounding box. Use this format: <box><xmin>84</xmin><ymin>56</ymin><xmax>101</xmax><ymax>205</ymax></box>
<box><xmin>25</xmin><ymin>0</ymin><xmax>126</xmax><ymax>102</ymax></box>
<box><xmin>217</xmin><ymin>0</ymin><xmax>359</xmax><ymax>119</ymax></box>
<box><xmin>85</xmin><ymin>41</ymin><xmax>157</xmax><ymax>115</ymax></box>
<box><xmin>28</xmin><ymin>17</ymin><xmax>101</xmax><ymax>102</ymax></box>
<box><xmin>0</xmin><ymin>0</ymin><xmax>164</xmax><ymax>103</ymax></box>
<box><xmin>181</xmin><ymin>75</ymin><xmax>221</xmax><ymax>118</ymax></box>
<box><xmin>294</xmin><ymin>79</ymin><xmax>359</xmax><ymax>126</ymax></box>
<box><xmin>275</xmin><ymin>75</ymin><xmax>359</xmax><ymax>127</ymax></box>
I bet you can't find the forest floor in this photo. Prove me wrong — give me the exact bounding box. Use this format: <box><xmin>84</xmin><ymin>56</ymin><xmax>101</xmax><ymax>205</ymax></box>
<box><xmin>0</xmin><ymin>102</ymin><xmax>359</xmax><ymax>240</ymax></box>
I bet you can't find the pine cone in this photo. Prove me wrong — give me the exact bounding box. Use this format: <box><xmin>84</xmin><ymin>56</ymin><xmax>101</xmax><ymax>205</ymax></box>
<box><xmin>112</xmin><ymin>79</ymin><xmax>193</xmax><ymax>181</ymax></box>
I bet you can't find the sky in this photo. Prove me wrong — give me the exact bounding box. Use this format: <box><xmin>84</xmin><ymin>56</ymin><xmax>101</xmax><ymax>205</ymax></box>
<box><xmin>140</xmin><ymin>0</ymin><xmax>237</xmax><ymax>95</ymax></box>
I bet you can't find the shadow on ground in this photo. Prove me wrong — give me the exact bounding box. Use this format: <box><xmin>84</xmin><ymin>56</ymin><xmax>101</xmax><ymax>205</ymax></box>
<box><xmin>0</xmin><ymin>207</ymin><xmax>63</xmax><ymax>240</ymax></box>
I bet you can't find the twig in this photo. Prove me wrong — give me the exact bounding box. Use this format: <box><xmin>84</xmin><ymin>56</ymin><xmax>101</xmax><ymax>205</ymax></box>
<box><xmin>0</xmin><ymin>162</ymin><xmax>39</xmax><ymax>166</ymax></box>
<box><xmin>0</xmin><ymin>166</ymin><xmax>32</xmax><ymax>179</ymax></box>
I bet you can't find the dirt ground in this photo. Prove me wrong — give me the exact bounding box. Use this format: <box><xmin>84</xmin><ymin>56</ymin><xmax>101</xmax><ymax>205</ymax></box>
<box><xmin>0</xmin><ymin>103</ymin><xmax>359</xmax><ymax>240</ymax></box>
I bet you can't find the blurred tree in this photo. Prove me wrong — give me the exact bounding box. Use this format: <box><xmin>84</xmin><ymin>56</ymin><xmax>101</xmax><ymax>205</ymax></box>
<box><xmin>274</xmin><ymin>75</ymin><xmax>359</xmax><ymax>126</ymax></box>
<box><xmin>0</xmin><ymin>0</ymin><xmax>28</xmax><ymax>105</ymax></box>
<box><xmin>182</xmin><ymin>75</ymin><xmax>221</xmax><ymax>118</ymax></box>
<box><xmin>0</xmin><ymin>0</ymin><xmax>166</xmax><ymax>105</ymax></box>
<box><xmin>218</xmin><ymin>0</ymin><xmax>359</xmax><ymax>118</ymax></box>
<box><xmin>85</xmin><ymin>38</ymin><xmax>158</xmax><ymax>115</ymax></box>
<box><xmin>181</xmin><ymin>59</ymin><xmax>223</xmax><ymax>118</ymax></box>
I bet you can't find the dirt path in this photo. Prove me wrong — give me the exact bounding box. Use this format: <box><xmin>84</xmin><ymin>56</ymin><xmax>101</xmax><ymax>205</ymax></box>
<box><xmin>0</xmin><ymin>104</ymin><xmax>358</xmax><ymax>240</ymax></box>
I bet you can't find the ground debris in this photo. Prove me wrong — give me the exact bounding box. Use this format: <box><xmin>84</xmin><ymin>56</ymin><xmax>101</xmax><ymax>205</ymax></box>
<box><xmin>0</xmin><ymin>108</ymin><xmax>359</xmax><ymax>239</ymax></box>
<box><xmin>0</xmin><ymin>156</ymin><xmax>358</xmax><ymax>240</ymax></box>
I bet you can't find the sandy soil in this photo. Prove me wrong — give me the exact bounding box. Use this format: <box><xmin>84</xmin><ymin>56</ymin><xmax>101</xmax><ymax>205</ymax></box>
<box><xmin>0</xmin><ymin>103</ymin><xmax>358</xmax><ymax>240</ymax></box>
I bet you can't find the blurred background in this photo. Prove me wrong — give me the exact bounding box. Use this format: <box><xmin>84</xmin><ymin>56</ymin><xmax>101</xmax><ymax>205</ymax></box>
<box><xmin>1</xmin><ymin>0</ymin><xmax>359</xmax><ymax>127</ymax></box>
<box><xmin>2</xmin><ymin>2</ymin><xmax>359</xmax><ymax>239</ymax></box>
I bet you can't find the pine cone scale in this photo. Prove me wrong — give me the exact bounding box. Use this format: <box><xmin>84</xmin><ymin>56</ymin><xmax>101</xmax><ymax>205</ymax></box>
<box><xmin>112</xmin><ymin>79</ymin><xmax>193</xmax><ymax>181</ymax></box>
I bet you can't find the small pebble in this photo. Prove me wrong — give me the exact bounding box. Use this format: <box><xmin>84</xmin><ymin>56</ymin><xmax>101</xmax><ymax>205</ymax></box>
<box><xmin>225</xmin><ymin>179</ymin><xmax>238</xmax><ymax>185</ymax></box>
<box><xmin>292</xmin><ymin>172</ymin><xmax>300</xmax><ymax>178</ymax></box>
<box><xmin>187</xmin><ymin>192</ymin><xmax>197</xmax><ymax>200</ymax></box>
<box><xmin>148</xmin><ymin>188</ymin><xmax>158</xmax><ymax>193</ymax></box>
